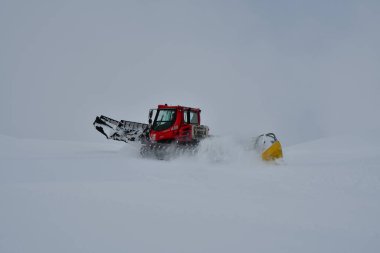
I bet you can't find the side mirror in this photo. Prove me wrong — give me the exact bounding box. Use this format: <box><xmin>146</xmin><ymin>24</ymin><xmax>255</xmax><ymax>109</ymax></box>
<box><xmin>149</xmin><ymin>118</ymin><xmax>152</xmax><ymax>124</ymax></box>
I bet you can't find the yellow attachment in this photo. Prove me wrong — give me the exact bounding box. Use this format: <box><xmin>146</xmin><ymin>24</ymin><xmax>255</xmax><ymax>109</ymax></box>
<box><xmin>261</xmin><ymin>140</ymin><xmax>283</xmax><ymax>161</ymax></box>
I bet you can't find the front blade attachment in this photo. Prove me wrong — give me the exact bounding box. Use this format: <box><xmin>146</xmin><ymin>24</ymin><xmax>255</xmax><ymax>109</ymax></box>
<box><xmin>253</xmin><ymin>133</ymin><xmax>283</xmax><ymax>161</ymax></box>
<box><xmin>93</xmin><ymin>115</ymin><xmax>148</xmax><ymax>142</ymax></box>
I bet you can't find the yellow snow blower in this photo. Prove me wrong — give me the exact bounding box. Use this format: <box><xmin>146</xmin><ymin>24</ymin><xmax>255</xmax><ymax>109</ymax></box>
<box><xmin>254</xmin><ymin>133</ymin><xmax>283</xmax><ymax>161</ymax></box>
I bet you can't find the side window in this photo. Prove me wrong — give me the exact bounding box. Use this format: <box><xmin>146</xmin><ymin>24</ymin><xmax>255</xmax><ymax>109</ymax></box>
<box><xmin>190</xmin><ymin>111</ymin><xmax>198</xmax><ymax>124</ymax></box>
<box><xmin>183</xmin><ymin>110</ymin><xmax>199</xmax><ymax>124</ymax></box>
<box><xmin>183</xmin><ymin>110</ymin><xmax>188</xmax><ymax>123</ymax></box>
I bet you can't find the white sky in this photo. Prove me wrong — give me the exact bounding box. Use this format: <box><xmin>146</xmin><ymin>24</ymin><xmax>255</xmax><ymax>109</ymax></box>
<box><xmin>1</xmin><ymin>0</ymin><xmax>379</xmax><ymax>145</ymax></box>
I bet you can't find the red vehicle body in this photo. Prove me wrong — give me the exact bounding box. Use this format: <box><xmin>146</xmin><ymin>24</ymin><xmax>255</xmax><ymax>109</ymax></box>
<box><xmin>148</xmin><ymin>104</ymin><xmax>208</xmax><ymax>144</ymax></box>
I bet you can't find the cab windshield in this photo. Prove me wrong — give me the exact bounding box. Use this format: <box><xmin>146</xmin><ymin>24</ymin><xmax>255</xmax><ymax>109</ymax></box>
<box><xmin>152</xmin><ymin>109</ymin><xmax>176</xmax><ymax>131</ymax></box>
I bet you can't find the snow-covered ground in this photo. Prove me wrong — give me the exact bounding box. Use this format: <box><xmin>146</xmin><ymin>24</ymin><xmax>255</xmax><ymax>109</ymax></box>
<box><xmin>1</xmin><ymin>133</ymin><xmax>379</xmax><ymax>253</ymax></box>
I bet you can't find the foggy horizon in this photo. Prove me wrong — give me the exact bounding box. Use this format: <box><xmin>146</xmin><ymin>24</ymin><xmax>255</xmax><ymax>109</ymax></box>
<box><xmin>1</xmin><ymin>0</ymin><xmax>379</xmax><ymax>145</ymax></box>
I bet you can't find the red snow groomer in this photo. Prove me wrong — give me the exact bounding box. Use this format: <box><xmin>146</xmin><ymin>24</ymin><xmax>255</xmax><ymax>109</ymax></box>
<box><xmin>93</xmin><ymin>104</ymin><xmax>282</xmax><ymax>161</ymax></box>
<box><xmin>147</xmin><ymin>104</ymin><xmax>208</xmax><ymax>144</ymax></box>
<box><xmin>94</xmin><ymin>104</ymin><xmax>209</xmax><ymax>159</ymax></box>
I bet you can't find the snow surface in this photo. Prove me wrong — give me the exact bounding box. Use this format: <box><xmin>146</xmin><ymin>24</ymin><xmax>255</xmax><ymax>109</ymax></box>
<box><xmin>1</xmin><ymin>134</ymin><xmax>380</xmax><ymax>253</ymax></box>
